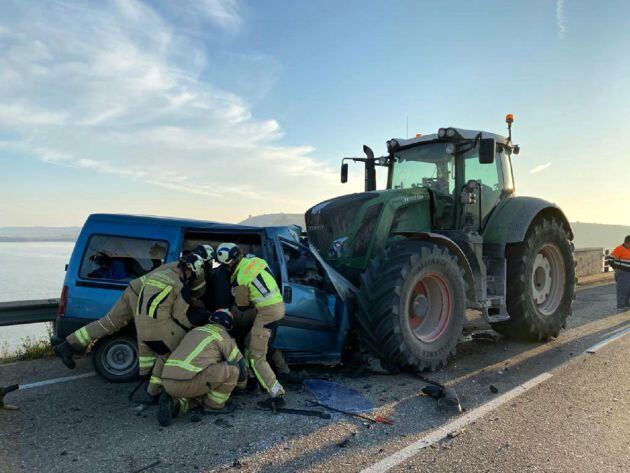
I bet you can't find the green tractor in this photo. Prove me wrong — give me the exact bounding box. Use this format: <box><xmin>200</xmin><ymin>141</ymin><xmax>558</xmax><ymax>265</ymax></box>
<box><xmin>305</xmin><ymin>115</ymin><xmax>575</xmax><ymax>371</ymax></box>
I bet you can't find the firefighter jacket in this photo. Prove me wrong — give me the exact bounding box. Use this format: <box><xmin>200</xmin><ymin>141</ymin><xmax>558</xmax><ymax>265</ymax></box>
<box><xmin>134</xmin><ymin>264</ymin><xmax>193</xmax><ymax>358</ymax></box>
<box><xmin>161</xmin><ymin>323</ymin><xmax>242</xmax><ymax>381</ymax></box>
<box><xmin>230</xmin><ymin>256</ymin><xmax>283</xmax><ymax>309</ymax></box>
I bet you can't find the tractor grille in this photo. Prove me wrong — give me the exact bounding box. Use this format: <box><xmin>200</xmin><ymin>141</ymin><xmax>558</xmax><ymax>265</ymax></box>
<box><xmin>305</xmin><ymin>193</ymin><xmax>378</xmax><ymax>253</ymax></box>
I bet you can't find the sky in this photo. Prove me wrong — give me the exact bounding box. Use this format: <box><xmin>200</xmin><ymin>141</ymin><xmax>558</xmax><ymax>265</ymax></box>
<box><xmin>0</xmin><ymin>0</ymin><xmax>628</xmax><ymax>227</ymax></box>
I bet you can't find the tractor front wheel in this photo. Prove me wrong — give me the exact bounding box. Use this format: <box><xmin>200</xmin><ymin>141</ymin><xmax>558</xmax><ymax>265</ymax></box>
<box><xmin>492</xmin><ymin>217</ymin><xmax>574</xmax><ymax>341</ymax></box>
<box><xmin>356</xmin><ymin>240</ymin><xmax>466</xmax><ymax>371</ymax></box>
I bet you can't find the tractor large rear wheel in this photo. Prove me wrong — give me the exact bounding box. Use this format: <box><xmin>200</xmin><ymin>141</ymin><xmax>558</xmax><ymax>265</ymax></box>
<box><xmin>356</xmin><ymin>240</ymin><xmax>466</xmax><ymax>371</ymax></box>
<box><xmin>492</xmin><ymin>217</ymin><xmax>574</xmax><ymax>340</ymax></box>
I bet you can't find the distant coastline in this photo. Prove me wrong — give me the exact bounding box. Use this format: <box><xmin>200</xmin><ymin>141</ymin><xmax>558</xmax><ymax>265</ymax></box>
<box><xmin>0</xmin><ymin>237</ymin><xmax>76</xmax><ymax>242</ymax></box>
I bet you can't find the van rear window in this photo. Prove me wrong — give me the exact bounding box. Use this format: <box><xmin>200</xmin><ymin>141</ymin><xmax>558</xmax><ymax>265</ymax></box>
<box><xmin>79</xmin><ymin>235</ymin><xmax>168</xmax><ymax>282</ymax></box>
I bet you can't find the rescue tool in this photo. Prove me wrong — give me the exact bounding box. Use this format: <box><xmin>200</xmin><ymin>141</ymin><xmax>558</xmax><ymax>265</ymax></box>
<box><xmin>306</xmin><ymin>400</ymin><xmax>394</xmax><ymax>425</ymax></box>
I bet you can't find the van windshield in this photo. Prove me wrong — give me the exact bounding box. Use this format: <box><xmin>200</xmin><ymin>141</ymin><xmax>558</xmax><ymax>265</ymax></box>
<box><xmin>79</xmin><ymin>235</ymin><xmax>168</xmax><ymax>282</ymax></box>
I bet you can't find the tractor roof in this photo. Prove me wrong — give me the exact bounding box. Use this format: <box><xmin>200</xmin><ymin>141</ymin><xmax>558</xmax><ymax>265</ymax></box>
<box><xmin>393</xmin><ymin>128</ymin><xmax>508</xmax><ymax>148</ymax></box>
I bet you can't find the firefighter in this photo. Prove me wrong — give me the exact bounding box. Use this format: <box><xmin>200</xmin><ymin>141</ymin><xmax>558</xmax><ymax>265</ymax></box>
<box><xmin>134</xmin><ymin>253</ymin><xmax>211</xmax><ymax>398</ymax></box>
<box><xmin>607</xmin><ymin>235</ymin><xmax>630</xmax><ymax>310</ymax></box>
<box><xmin>53</xmin><ymin>246</ymin><xmax>214</xmax><ymax>370</ymax></box>
<box><xmin>216</xmin><ymin>242</ymin><xmax>286</xmax><ymax>408</ymax></box>
<box><xmin>157</xmin><ymin>309</ymin><xmax>246</xmax><ymax>426</ymax></box>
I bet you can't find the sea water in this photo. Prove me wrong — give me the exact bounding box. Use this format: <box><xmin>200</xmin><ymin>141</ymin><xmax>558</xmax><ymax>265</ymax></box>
<box><xmin>0</xmin><ymin>241</ymin><xmax>74</xmax><ymax>354</ymax></box>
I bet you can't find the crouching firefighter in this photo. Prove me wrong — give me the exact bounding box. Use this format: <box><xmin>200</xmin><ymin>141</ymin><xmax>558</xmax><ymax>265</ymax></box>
<box><xmin>157</xmin><ymin>309</ymin><xmax>246</xmax><ymax>426</ymax></box>
<box><xmin>216</xmin><ymin>243</ymin><xmax>286</xmax><ymax>408</ymax></box>
<box><xmin>53</xmin><ymin>245</ymin><xmax>214</xmax><ymax>369</ymax></box>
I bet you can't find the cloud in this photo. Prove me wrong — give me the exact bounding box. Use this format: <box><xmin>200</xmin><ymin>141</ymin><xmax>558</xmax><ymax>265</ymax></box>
<box><xmin>530</xmin><ymin>162</ymin><xmax>552</xmax><ymax>174</ymax></box>
<box><xmin>556</xmin><ymin>0</ymin><xmax>568</xmax><ymax>39</ymax></box>
<box><xmin>0</xmin><ymin>0</ymin><xmax>339</xmax><ymax>221</ymax></box>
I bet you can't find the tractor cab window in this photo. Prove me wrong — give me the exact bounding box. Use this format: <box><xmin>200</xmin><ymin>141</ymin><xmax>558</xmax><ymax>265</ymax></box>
<box><xmin>464</xmin><ymin>151</ymin><xmax>503</xmax><ymax>227</ymax></box>
<box><xmin>390</xmin><ymin>143</ymin><xmax>455</xmax><ymax>195</ymax></box>
<box><xmin>390</xmin><ymin>143</ymin><xmax>456</xmax><ymax>230</ymax></box>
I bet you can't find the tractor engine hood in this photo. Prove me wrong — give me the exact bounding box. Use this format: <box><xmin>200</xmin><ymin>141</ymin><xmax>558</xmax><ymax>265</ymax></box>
<box><xmin>306</xmin><ymin>191</ymin><xmax>380</xmax><ymax>256</ymax></box>
<box><xmin>305</xmin><ymin>187</ymin><xmax>432</xmax><ymax>262</ymax></box>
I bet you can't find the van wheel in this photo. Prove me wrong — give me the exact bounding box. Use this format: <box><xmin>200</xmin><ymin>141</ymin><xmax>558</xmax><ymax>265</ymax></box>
<box><xmin>92</xmin><ymin>335</ymin><xmax>139</xmax><ymax>383</ymax></box>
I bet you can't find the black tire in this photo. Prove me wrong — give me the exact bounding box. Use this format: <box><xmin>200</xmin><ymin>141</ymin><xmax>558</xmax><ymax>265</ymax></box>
<box><xmin>356</xmin><ymin>240</ymin><xmax>466</xmax><ymax>371</ymax></box>
<box><xmin>92</xmin><ymin>335</ymin><xmax>139</xmax><ymax>383</ymax></box>
<box><xmin>491</xmin><ymin>217</ymin><xmax>574</xmax><ymax>341</ymax></box>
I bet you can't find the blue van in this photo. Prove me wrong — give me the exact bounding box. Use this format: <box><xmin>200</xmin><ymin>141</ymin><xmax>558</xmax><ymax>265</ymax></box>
<box><xmin>55</xmin><ymin>214</ymin><xmax>354</xmax><ymax>382</ymax></box>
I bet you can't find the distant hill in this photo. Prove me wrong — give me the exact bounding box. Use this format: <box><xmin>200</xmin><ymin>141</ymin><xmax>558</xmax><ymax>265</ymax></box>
<box><xmin>239</xmin><ymin>214</ymin><xmax>628</xmax><ymax>250</ymax></box>
<box><xmin>0</xmin><ymin>226</ymin><xmax>81</xmax><ymax>242</ymax></box>
<box><xmin>239</xmin><ymin>213</ymin><xmax>306</xmax><ymax>228</ymax></box>
<box><xmin>569</xmin><ymin>222</ymin><xmax>630</xmax><ymax>250</ymax></box>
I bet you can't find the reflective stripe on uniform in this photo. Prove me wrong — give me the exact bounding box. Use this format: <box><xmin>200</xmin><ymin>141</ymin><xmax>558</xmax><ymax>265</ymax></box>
<box><xmin>228</xmin><ymin>346</ymin><xmax>240</xmax><ymax>361</ymax></box>
<box><xmin>139</xmin><ymin>356</ymin><xmax>156</xmax><ymax>369</ymax></box>
<box><xmin>136</xmin><ymin>278</ymin><xmax>173</xmax><ymax>317</ymax></box>
<box><xmin>148</xmin><ymin>285</ymin><xmax>173</xmax><ymax>317</ymax></box>
<box><xmin>178</xmin><ymin>398</ymin><xmax>189</xmax><ymax>413</ymax></box>
<box><xmin>149</xmin><ymin>376</ymin><xmax>162</xmax><ymax>386</ymax></box>
<box><xmin>207</xmin><ymin>390</ymin><xmax>230</xmax><ymax>404</ymax></box>
<box><xmin>249</xmin><ymin>358</ymin><xmax>269</xmax><ymax>391</ymax></box>
<box><xmin>74</xmin><ymin>327</ymin><xmax>91</xmax><ymax>347</ymax></box>
<box><xmin>164</xmin><ymin>329</ymin><xmax>223</xmax><ymax>373</ymax></box>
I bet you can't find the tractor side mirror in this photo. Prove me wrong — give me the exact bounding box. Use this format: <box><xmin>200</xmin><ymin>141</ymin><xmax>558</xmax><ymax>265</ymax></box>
<box><xmin>479</xmin><ymin>138</ymin><xmax>496</xmax><ymax>164</ymax></box>
<box><xmin>341</xmin><ymin>162</ymin><xmax>348</xmax><ymax>183</ymax></box>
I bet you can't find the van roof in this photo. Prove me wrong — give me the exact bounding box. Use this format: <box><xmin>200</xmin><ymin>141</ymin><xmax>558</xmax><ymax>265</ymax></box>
<box><xmin>87</xmin><ymin>213</ymin><xmax>264</xmax><ymax>232</ymax></box>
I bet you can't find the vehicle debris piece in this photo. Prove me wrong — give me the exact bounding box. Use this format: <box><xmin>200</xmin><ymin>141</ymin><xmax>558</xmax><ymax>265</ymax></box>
<box><xmin>304</xmin><ymin>379</ymin><xmax>375</xmax><ymax>415</ymax></box>
<box><xmin>0</xmin><ymin>384</ymin><xmax>19</xmax><ymax>411</ymax></box>
<box><xmin>420</xmin><ymin>378</ymin><xmax>462</xmax><ymax>414</ymax></box>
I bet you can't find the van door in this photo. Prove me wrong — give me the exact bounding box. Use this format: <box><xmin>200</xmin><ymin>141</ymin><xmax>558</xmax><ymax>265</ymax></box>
<box><xmin>271</xmin><ymin>238</ymin><xmax>340</xmax><ymax>355</ymax></box>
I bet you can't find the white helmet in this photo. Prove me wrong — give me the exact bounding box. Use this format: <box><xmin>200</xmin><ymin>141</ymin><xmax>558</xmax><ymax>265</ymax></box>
<box><xmin>216</xmin><ymin>242</ymin><xmax>241</xmax><ymax>265</ymax></box>
<box><xmin>178</xmin><ymin>253</ymin><xmax>205</xmax><ymax>281</ymax></box>
<box><xmin>192</xmin><ymin>244</ymin><xmax>215</xmax><ymax>264</ymax></box>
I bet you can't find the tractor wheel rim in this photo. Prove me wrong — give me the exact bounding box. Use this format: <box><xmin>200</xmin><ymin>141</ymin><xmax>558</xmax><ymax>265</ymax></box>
<box><xmin>531</xmin><ymin>243</ymin><xmax>565</xmax><ymax>316</ymax></box>
<box><xmin>105</xmin><ymin>342</ymin><xmax>136</xmax><ymax>373</ymax></box>
<box><xmin>408</xmin><ymin>272</ymin><xmax>452</xmax><ymax>343</ymax></box>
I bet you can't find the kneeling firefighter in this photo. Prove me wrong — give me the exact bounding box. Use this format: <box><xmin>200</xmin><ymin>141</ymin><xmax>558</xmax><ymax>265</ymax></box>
<box><xmin>157</xmin><ymin>309</ymin><xmax>246</xmax><ymax>426</ymax></box>
<box><xmin>53</xmin><ymin>245</ymin><xmax>214</xmax><ymax>370</ymax></box>
<box><xmin>216</xmin><ymin>243</ymin><xmax>286</xmax><ymax>408</ymax></box>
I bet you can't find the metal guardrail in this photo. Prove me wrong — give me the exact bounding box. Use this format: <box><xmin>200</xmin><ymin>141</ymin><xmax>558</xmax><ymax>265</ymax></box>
<box><xmin>0</xmin><ymin>299</ymin><xmax>59</xmax><ymax>327</ymax></box>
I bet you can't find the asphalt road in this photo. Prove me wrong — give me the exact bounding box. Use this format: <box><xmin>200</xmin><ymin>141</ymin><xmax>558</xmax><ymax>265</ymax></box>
<box><xmin>0</xmin><ymin>282</ymin><xmax>628</xmax><ymax>473</ymax></box>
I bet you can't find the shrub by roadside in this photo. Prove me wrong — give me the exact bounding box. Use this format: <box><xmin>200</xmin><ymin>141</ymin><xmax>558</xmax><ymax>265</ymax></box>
<box><xmin>0</xmin><ymin>323</ymin><xmax>54</xmax><ymax>363</ymax></box>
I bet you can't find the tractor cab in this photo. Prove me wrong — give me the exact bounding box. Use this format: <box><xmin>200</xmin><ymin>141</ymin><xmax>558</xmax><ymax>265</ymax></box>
<box><xmin>341</xmin><ymin>116</ymin><xmax>520</xmax><ymax>236</ymax></box>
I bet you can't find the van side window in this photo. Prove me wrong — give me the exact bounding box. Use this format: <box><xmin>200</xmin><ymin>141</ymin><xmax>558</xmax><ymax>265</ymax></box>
<box><xmin>79</xmin><ymin>235</ymin><xmax>168</xmax><ymax>282</ymax></box>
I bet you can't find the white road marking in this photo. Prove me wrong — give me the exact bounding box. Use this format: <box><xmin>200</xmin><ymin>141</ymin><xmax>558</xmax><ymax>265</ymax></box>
<box><xmin>585</xmin><ymin>326</ymin><xmax>630</xmax><ymax>354</ymax></box>
<box><xmin>19</xmin><ymin>372</ymin><xmax>96</xmax><ymax>390</ymax></box>
<box><xmin>361</xmin><ymin>372</ymin><xmax>553</xmax><ymax>473</ymax></box>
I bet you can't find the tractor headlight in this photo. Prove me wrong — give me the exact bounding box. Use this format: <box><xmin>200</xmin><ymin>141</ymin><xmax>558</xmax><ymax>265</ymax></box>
<box><xmin>438</xmin><ymin>128</ymin><xmax>447</xmax><ymax>139</ymax></box>
<box><xmin>386</xmin><ymin>139</ymin><xmax>400</xmax><ymax>153</ymax></box>
<box><xmin>445</xmin><ymin>142</ymin><xmax>456</xmax><ymax>155</ymax></box>
<box><xmin>328</xmin><ymin>237</ymin><xmax>349</xmax><ymax>258</ymax></box>
<box><xmin>446</xmin><ymin>127</ymin><xmax>457</xmax><ymax>138</ymax></box>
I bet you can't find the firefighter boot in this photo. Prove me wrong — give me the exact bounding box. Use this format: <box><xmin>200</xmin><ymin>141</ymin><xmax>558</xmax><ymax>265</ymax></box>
<box><xmin>53</xmin><ymin>341</ymin><xmax>79</xmax><ymax>369</ymax></box>
<box><xmin>157</xmin><ymin>392</ymin><xmax>181</xmax><ymax>427</ymax></box>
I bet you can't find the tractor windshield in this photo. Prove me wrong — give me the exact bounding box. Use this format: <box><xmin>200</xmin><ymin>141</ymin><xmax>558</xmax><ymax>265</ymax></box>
<box><xmin>389</xmin><ymin>142</ymin><xmax>455</xmax><ymax>196</ymax></box>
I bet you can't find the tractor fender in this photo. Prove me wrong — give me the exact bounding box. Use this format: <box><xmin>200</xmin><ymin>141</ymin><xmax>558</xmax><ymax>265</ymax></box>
<box><xmin>483</xmin><ymin>197</ymin><xmax>573</xmax><ymax>244</ymax></box>
<box><xmin>392</xmin><ymin>231</ymin><xmax>476</xmax><ymax>303</ymax></box>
